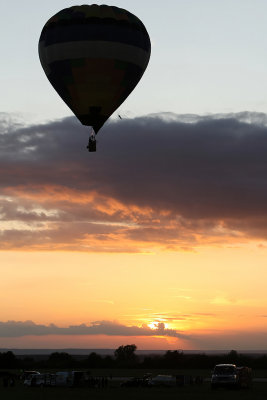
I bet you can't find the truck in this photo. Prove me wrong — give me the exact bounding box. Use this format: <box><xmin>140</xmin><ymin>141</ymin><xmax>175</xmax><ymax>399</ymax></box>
<box><xmin>211</xmin><ymin>364</ymin><xmax>251</xmax><ymax>389</ymax></box>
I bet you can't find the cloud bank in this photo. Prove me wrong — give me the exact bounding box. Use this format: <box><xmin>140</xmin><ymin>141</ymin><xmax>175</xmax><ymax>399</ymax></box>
<box><xmin>1</xmin><ymin>111</ymin><xmax>267</xmax><ymax>251</ymax></box>
<box><xmin>1</xmin><ymin>319</ymin><xmax>267</xmax><ymax>350</ymax></box>
<box><xmin>0</xmin><ymin>320</ymin><xmax>186</xmax><ymax>339</ymax></box>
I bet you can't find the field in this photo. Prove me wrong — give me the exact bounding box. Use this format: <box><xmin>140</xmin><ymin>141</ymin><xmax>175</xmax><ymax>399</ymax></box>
<box><xmin>2</xmin><ymin>382</ymin><xmax>267</xmax><ymax>400</ymax></box>
<box><xmin>1</xmin><ymin>369</ymin><xmax>267</xmax><ymax>400</ymax></box>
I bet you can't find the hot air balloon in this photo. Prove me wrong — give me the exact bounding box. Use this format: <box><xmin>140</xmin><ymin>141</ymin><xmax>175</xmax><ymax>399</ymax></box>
<box><xmin>38</xmin><ymin>4</ymin><xmax>151</xmax><ymax>152</ymax></box>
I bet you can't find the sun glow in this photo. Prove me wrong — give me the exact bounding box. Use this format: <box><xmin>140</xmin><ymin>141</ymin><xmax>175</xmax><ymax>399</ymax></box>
<box><xmin>148</xmin><ymin>322</ymin><xmax>157</xmax><ymax>330</ymax></box>
<box><xmin>148</xmin><ymin>321</ymin><xmax>169</xmax><ymax>330</ymax></box>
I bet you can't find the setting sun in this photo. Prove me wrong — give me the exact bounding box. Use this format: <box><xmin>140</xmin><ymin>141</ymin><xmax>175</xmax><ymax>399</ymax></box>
<box><xmin>148</xmin><ymin>322</ymin><xmax>160</xmax><ymax>330</ymax></box>
<box><xmin>148</xmin><ymin>321</ymin><xmax>169</xmax><ymax>330</ymax></box>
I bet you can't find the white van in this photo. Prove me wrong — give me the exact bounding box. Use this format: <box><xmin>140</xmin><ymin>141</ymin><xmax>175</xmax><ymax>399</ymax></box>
<box><xmin>24</xmin><ymin>373</ymin><xmax>45</xmax><ymax>387</ymax></box>
<box><xmin>24</xmin><ymin>373</ymin><xmax>55</xmax><ymax>387</ymax></box>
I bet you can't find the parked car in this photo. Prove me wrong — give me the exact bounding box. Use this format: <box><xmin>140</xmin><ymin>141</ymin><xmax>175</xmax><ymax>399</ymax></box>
<box><xmin>148</xmin><ymin>375</ymin><xmax>176</xmax><ymax>387</ymax></box>
<box><xmin>211</xmin><ymin>364</ymin><xmax>251</xmax><ymax>389</ymax></box>
<box><xmin>24</xmin><ymin>373</ymin><xmax>44</xmax><ymax>387</ymax></box>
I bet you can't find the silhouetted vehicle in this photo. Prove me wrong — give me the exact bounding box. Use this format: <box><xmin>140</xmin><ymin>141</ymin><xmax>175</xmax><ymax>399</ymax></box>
<box><xmin>24</xmin><ymin>373</ymin><xmax>52</xmax><ymax>387</ymax></box>
<box><xmin>21</xmin><ymin>371</ymin><xmax>40</xmax><ymax>381</ymax></box>
<box><xmin>51</xmin><ymin>371</ymin><xmax>89</xmax><ymax>387</ymax></box>
<box><xmin>148</xmin><ymin>375</ymin><xmax>176</xmax><ymax>387</ymax></box>
<box><xmin>236</xmin><ymin>366</ymin><xmax>252</xmax><ymax>388</ymax></box>
<box><xmin>121</xmin><ymin>377</ymin><xmax>150</xmax><ymax>387</ymax></box>
<box><xmin>211</xmin><ymin>364</ymin><xmax>251</xmax><ymax>389</ymax></box>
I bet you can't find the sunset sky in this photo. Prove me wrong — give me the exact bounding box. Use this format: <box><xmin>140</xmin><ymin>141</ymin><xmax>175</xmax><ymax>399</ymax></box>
<box><xmin>1</xmin><ymin>0</ymin><xmax>267</xmax><ymax>351</ymax></box>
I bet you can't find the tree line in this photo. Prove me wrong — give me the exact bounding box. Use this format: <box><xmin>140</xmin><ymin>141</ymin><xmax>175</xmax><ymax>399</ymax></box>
<box><xmin>0</xmin><ymin>346</ymin><xmax>267</xmax><ymax>370</ymax></box>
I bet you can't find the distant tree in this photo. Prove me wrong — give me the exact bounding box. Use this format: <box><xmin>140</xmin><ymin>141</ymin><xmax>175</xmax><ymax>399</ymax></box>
<box><xmin>0</xmin><ymin>351</ymin><xmax>18</xmax><ymax>369</ymax></box>
<box><xmin>163</xmin><ymin>350</ymin><xmax>184</xmax><ymax>368</ymax></box>
<box><xmin>21</xmin><ymin>356</ymin><xmax>35</xmax><ymax>369</ymax></box>
<box><xmin>114</xmin><ymin>344</ymin><xmax>137</xmax><ymax>367</ymax></box>
<box><xmin>141</xmin><ymin>354</ymin><xmax>161</xmax><ymax>369</ymax></box>
<box><xmin>227</xmin><ymin>350</ymin><xmax>239</xmax><ymax>363</ymax></box>
<box><xmin>103</xmin><ymin>355</ymin><xmax>115</xmax><ymax>368</ymax></box>
<box><xmin>85</xmin><ymin>352</ymin><xmax>103</xmax><ymax>368</ymax></box>
<box><xmin>48</xmin><ymin>352</ymin><xmax>74</xmax><ymax>368</ymax></box>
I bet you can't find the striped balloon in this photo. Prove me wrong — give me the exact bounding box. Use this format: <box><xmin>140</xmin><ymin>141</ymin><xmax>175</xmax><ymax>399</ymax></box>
<box><xmin>38</xmin><ymin>5</ymin><xmax>151</xmax><ymax>133</ymax></box>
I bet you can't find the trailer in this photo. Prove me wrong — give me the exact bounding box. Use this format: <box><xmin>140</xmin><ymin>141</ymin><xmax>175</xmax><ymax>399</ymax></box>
<box><xmin>53</xmin><ymin>371</ymin><xmax>89</xmax><ymax>387</ymax></box>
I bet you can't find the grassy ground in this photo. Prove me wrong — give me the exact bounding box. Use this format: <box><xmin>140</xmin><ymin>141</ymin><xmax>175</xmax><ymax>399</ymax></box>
<box><xmin>1</xmin><ymin>369</ymin><xmax>267</xmax><ymax>399</ymax></box>
<box><xmin>87</xmin><ymin>368</ymin><xmax>267</xmax><ymax>379</ymax></box>
<box><xmin>1</xmin><ymin>382</ymin><xmax>267</xmax><ymax>400</ymax></box>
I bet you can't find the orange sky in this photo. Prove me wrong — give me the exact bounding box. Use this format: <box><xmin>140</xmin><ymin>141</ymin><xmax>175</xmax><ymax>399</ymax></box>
<box><xmin>1</xmin><ymin>114</ymin><xmax>267</xmax><ymax>350</ymax></box>
<box><xmin>1</xmin><ymin>243</ymin><xmax>267</xmax><ymax>350</ymax></box>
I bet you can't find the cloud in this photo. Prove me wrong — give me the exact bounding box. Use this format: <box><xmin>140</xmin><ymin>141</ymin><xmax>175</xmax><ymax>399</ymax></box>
<box><xmin>1</xmin><ymin>111</ymin><xmax>267</xmax><ymax>251</ymax></box>
<box><xmin>127</xmin><ymin>311</ymin><xmax>217</xmax><ymax>324</ymax></box>
<box><xmin>2</xmin><ymin>319</ymin><xmax>267</xmax><ymax>350</ymax></box>
<box><xmin>0</xmin><ymin>320</ymin><xmax>187</xmax><ymax>339</ymax></box>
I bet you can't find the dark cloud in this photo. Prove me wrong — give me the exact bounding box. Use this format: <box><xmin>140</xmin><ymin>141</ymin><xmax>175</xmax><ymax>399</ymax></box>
<box><xmin>1</xmin><ymin>111</ymin><xmax>267</xmax><ymax>250</ymax></box>
<box><xmin>0</xmin><ymin>320</ymin><xmax>187</xmax><ymax>339</ymax></box>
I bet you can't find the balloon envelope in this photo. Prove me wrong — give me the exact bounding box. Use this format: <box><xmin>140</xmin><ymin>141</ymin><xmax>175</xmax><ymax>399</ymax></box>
<box><xmin>38</xmin><ymin>5</ymin><xmax>151</xmax><ymax>133</ymax></box>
